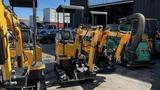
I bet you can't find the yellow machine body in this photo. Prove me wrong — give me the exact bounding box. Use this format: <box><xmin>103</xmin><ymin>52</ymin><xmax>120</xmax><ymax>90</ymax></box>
<box><xmin>10</xmin><ymin>46</ymin><xmax>42</xmax><ymax>61</ymax></box>
<box><xmin>98</xmin><ymin>30</ymin><xmax>131</xmax><ymax>63</ymax></box>
<box><xmin>0</xmin><ymin>1</ymin><xmax>28</xmax><ymax>81</ymax></box>
<box><xmin>55</xmin><ymin>42</ymin><xmax>74</xmax><ymax>60</ymax></box>
<box><xmin>10</xmin><ymin>46</ymin><xmax>44</xmax><ymax>70</ymax></box>
<box><xmin>0</xmin><ymin>0</ymin><xmax>12</xmax><ymax>81</ymax></box>
<box><xmin>80</xmin><ymin>28</ymin><xmax>96</xmax><ymax>53</ymax></box>
<box><xmin>0</xmin><ymin>1</ymin><xmax>45</xmax><ymax>88</ymax></box>
<box><xmin>55</xmin><ymin>26</ymin><xmax>100</xmax><ymax>72</ymax></box>
<box><xmin>156</xmin><ymin>31</ymin><xmax>160</xmax><ymax>39</ymax></box>
<box><xmin>80</xmin><ymin>26</ymin><xmax>131</xmax><ymax>65</ymax></box>
<box><xmin>87</xmin><ymin>27</ymin><xmax>103</xmax><ymax>71</ymax></box>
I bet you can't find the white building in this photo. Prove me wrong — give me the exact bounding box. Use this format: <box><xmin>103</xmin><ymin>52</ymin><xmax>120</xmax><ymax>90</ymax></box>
<box><xmin>43</xmin><ymin>8</ymin><xmax>70</xmax><ymax>23</ymax></box>
<box><xmin>43</xmin><ymin>8</ymin><xmax>57</xmax><ymax>23</ymax></box>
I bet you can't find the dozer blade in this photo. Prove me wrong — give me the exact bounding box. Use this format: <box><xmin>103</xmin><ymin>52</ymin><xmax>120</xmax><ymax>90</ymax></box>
<box><xmin>54</xmin><ymin>63</ymin><xmax>96</xmax><ymax>86</ymax></box>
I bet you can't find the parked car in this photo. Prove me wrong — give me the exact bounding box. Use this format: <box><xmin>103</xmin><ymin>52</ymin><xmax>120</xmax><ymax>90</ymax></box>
<box><xmin>37</xmin><ymin>30</ymin><xmax>56</xmax><ymax>43</ymax></box>
<box><xmin>37</xmin><ymin>23</ymin><xmax>57</xmax><ymax>43</ymax></box>
<box><xmin>37</xmin><ymin>23</ymin><xmax>57</xmax><ymax>35</ymax></box>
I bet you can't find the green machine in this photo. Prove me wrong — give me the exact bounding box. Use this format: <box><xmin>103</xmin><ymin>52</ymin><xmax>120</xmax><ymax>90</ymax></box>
<box><xmin>123</xmin><ymin>42</ymin><xmax>151</xmax><ymax>64</ymax></box>
<box><xmin>105</xmin><ymin>13</ymin><xmax>151</xmax><ymax>67</ymax></box>
<box><xmin>120</xmin><ymin>13</ymin><xmax>151</xmax><ymax>67</ymax></box>
<box><xmin>106</xmin><ymin>38</ymin><xmax>118</xmax><ymax>53</ymax></box>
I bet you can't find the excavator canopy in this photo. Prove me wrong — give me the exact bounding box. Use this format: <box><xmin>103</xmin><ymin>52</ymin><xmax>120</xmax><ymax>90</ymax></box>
<box><xmin>9</xmin><ymin>0</ymin><xmax>37</xmax><ymax>8</ymax></box>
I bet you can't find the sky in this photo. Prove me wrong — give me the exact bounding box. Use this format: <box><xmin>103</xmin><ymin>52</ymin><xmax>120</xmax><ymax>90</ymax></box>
<box><xmin>4</xmin><ymin>0</ymin><xmax>70</xmax><ymax>20</ymax></box>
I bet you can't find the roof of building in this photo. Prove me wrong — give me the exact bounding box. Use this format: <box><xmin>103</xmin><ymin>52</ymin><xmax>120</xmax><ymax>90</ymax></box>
<box><xmin>90</xmin><ymin>11</ymin><xmax>108</xmax><ymax>15</ymax></box>
<box><xmin>56</xmin><ymin>5</ymin><xmax>84</xmax><ymax>13</ymax></box>
<box><xmin>89</xmin><ymin>0</ymin><xmax>133</xmax><ymax>8</ymax></box>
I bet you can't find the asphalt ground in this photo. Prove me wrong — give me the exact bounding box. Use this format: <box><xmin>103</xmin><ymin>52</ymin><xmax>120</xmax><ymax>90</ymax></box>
<box><xmin>42</xmin><ymin>44</ymin><xmax>160</xmax><ymax>90</ymax></box>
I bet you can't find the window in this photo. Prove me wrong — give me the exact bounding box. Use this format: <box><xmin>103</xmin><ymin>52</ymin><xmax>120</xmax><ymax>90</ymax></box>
<box><xmin>47</xmin><ymin>25</ymin><xmax>54</xmax><ymax>29</ymax></box>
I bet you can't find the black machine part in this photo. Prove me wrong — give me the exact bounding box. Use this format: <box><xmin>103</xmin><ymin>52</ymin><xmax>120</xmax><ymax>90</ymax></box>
<box><xmin>126</xmin><ymin>13</ymin><xmax>145</xmax><ymax>51</ymax></box>
<box><xmin>9</xmin><ymin>0</ymin><xmax>37</xmax><ymax>8</ymax></box>
<box><xmin>0</xmin><ymin>32</ymin><xmax>5</xmax><ymax>65</ymax></box>
<box><xmin>54</xmin><ymin>59</ymin><xmax>95</xmax><ymax>83</ymax></box>
<box><xmin>61</xmin><ymin>31</ymin><xmax>71</xmax><ymax>41</ymax></box>
<box><xmin>21</xmin><ymin>30</ymin><xmax>33</xmax><ymax>43</ymax></box>
<box><xmin>17</xmin><ymin>56</ymin><xmax>22</xmax><ymax>67</ymax></box>
<box><xmin>90</xmin><ymin>11</ymin><xmax>108</xmax><ymax>27</ymax></box>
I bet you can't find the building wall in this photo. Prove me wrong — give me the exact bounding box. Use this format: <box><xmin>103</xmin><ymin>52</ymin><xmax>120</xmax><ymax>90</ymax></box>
<box><xmin>43</xmin><ymin>8</ymin><xmax>70</xmax><ymax>24</ymax></box>
<box><xmin>70</xmin><ymin>0</ymin><xmax>87</xmax><ymax>27</ymax></box>
<box><xmin>134</xmin><ymin>0</ymin><xmax>160</xmax><ymax>19</ymax></box>
<box><xmin>70</xmin><ymin>0</ymin><xmax>88</xmax><ymax>7</ymax></box>
<box><xmin>70</xmin><ymin>0</ymin><xmax>160</xmax><ymax>27</ymax></box>
<box><xmin>88</xmin><ymin>3</ymin><xmax>133</xmax><ymax>24</ymax></box>
<box><xmin>43</xmin><ymin>8</ymin><xmax>57</xmax><ymax>23</ymax></box>
<box><xmin>70</xmin><ymin>0</ymin><xmax>133</xmax><ymax>26</ymax></box>
<box><xmin>88</xmin><ymin>0</ymin><xmax>133</xmax><ymax>6</ymax></box>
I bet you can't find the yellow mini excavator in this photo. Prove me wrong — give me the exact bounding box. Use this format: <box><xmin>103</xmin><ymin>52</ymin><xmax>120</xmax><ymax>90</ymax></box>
<box><xmin>80</xmin><ymin>13</ymin><xmax>152</xmax><ymax>70</ymax></box>
<box><xmin>55</xmin><ymin>23</ymin><xmax>130</xmax><ymax>81</ymax></box>
<box><xmin>95</xmin><ymin>27</ymin><xmax>131</xmax><ymax>71</ymax></box>
<box><xmin>78</xmin><ymin>24</ymin><xmax>131</xmax><ymax>72</ymax></box>
<box><xmin>0</xmin><ymin>0</ymin><xmax>45</xmax><ymax>89</ymax></box>
<box><xmin>90</xmin><ymin>13</ymin><xmax>152</xmax><ymax>69</ymax></box>
<box><xmin>55</xmin><ymin>25</ymin><xmax>99</xmax><ymax>84</ymax></box>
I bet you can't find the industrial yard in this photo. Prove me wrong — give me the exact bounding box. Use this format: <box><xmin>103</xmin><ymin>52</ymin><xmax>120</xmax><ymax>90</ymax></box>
<box><xmin>43</xmin><ymin>44</ymin><xmax>160</xmax><ymax>90</ymax></box>
<box><xmin>0</xmin><ymin>0</ymin><xmax>160</xmax><ymax>90</ymax></box>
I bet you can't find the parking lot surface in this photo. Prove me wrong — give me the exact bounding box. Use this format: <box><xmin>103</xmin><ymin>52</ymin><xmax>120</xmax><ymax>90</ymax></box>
<box><xmin>42</xmin><ymin>44</ymin><xmax>160</xmax><ymax>90</ymax></box>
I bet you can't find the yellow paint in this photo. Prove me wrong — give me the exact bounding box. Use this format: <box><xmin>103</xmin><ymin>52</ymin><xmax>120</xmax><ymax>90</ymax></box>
<box><xmin>88</xmin><ymin>26</ymin><xmax>103</xmax><ymax>72</ymax></box>
<box><xmin>0</xmin><ymin>0</ymin><xmax>12</xmax><ymax>80</ymax></box>
<box><xmin>56</xmin><ymin>42</ymin><xmax>74</xmax><ymax>59</ymax></box>
<box><xmin>0</xmin><ymin>0</ymin><xmax>44</xmax><ymax>82</ymax></box>
<box><xmin>115</xmin><ymin>32</ymin><xmax>131</xmax><ymax>62</ymax></box>
<box><xmin>55</xmin><ymin>25</ymin><xmax>131</xmax><ymax>72</ymax></box>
